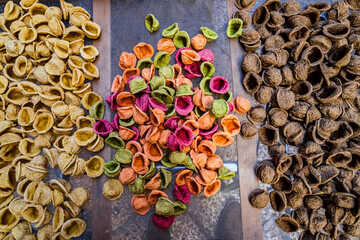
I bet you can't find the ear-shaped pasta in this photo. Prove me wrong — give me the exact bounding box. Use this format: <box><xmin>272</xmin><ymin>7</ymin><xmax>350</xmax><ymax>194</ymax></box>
<box><xmin>82</xmin><ymin>62</ymin><xmax>99</xmax><ymax>80</ymax></box>
<box><xmin>81</xmin><ymin>92</ymin><xmax>102</xmax><ymax>110</ymax></box>
<box><xmin>44</xmin><ymin>53</ymin><xmax>66</xmax><ymax>76</ymax></box>
<box><xmin>29</xmin><ymin>3</ymin><xmax>48</xmax><ymax>17</ymax></box>
<box><xmin>68</xmin><ymin>55</ymin><xmax>84</xmax><ymax>70</ymax></box>
<box><xmin>82</xmin><ymin>21</ymin><xmax>101</xmax><ymax>39</ymax></box>
<box><xmin>48</xmin><ymin>17</ymin><xmax>65</xmax><ymax>37</ymax></box>
<box><xmin>63</xmin><ymin>200</ymin><xmax>81</xmax><ymax>217</ymax></box>
<box><xmin>33</xmin><ymin>112</ymin><xmax>54</xmax><ymax>133</ymax></box>
<box><xmin>134</xmin><ymin>42</ymin><xmax>154</xmax><ymax>59</ymax></box>
<box><xmin>0</xmin><ymin>207</ymin><xmax>19</xmax><ymax>232</ymax></box>
<box><xmin>51</xmin><ymin>190</ymin><xmax>65</xmax><ymax>207</ymax></box>
<box><xmin>204</xmin><ymin>179</ymin><xmax>221</xmax><ymax>197</ymax></box>
<box><xmin>68</xmin><ymin>104</ymin><xmax>85</xmax><ymax>123</ymax></box>
<box><xmin>43</xmin><ymin>147</ymin><xmax>58</xmax><ymax>169</ymax></box>
<box><xmin>33</xmin><ymin>182</ymin><xmax>52</xmax><ymax>206</ymax></box>
<box><xmin>87</xmin><ymin>134</ymin><xmax>104</xmax><ymax>152</ymax></box>
<box><xmin>76</xmin><ymin>116</ymin><xmax>96</xmax><ymax>129</ymax></box>
<box><xmin>212</xmin><ymin>131</ymin><xmax>234</xmax><ymax>147</ymax></box>
<box><xmin>80</xmin><ymin>45</ymin><xmax>99</xmax><ymax>62</ymax></box>
<box><xmin>54</xmin><ymin>40</ymin><xmax>70</xmax><ymax>59</ymax></box>
<box><xmin>195</xmin><ymin>168</ymin><xmax>217</xmax><ymax>186</ymax></box>
<box><xmin>69</xmin><ymin>39</ymin><xmax>84</xmax><ymax>55</ymax></box>
<box><xmin>13</xmin><ymin>56</ymin><xmax>33</xmax><ymax>77</ymax></box>
<box><xmin>33</xmin><ymin>65</ymin><xmax>51</xmax><ymax>84</ymax></box>
<box><xmin>52</xmin><ymin>207</ymin><xmax>65</xmax><ymax>232</ymax></box>
<box><xmin>4</xmin><ymin>1</ymin><xmax>22</xmax><ymax>21</ymax></box>
<box><xmin>69</xmin><ymin>7</ymin><xmax>90</xmax><ymax>27</ymax></box>
<box><xmin>62</xmin><ymin>26</ymin><xmax>84</xmax><ymax>42</ymax></box>
<box><xmin>73</xmin><ymin>83</ymin><xmax>91</xmax><ymax>98</ymax></box>
<box><xmin>57</xmin><ymin>152</ymin><xmax>77</xmax><ymax>175</ymax></box>
<box><xmin>85</xmin><ymin>155</ymin><xmax>104</xmax><ymax>178</ymax></box>
<box><xmin>9</xmin><ymin>20</ymin><xmax>26</xmax><ymax>35</ymax></box>
<box><xmin>102</xmin><ymin>179</ymin><xmax>123</xmax><ymax>200</ymax></box>
<box><xmin>5</xmin><ymin>87</ymin><xmax>29</xmax><ymax>105</ymax></box>
<box><xmin>60</xmin><ymin>218</ymin><xmax>86</xmax><ymax>238</ymax></box>
<box><xmin>31</xmin><ymin>14</ymin><xmax>48</xmax><ymax>27</ymax></box>
<box><xmin>20</xmin><ymin>0</ymin><xmax>39</xmax><ymax>10</ymax></box>
<box><xmin>89</xmin><ymin>101</ymin><xmax>105</xmax><ymax>120</ymax></box>
<box><xmin>60</xmin><ymin>0</ymin><xmax>73</xmax><ymax>20</ymax></box>
<box><xmin>0</xmin><ymin>76</ymin><xmax>8</xmax><ymax>94</ymax></box>
<box><xmin>50</xmin><ymin>179</ymin><xmax>72</xmax><ymax>195</ymax></box>
<box><xmin>70</xmin><ymin>69</ymin><xmax>84</xmax><ymax>88</ymax></box>
<box><xmin>144</xmin><ymin>14</ymin><xmax>159</xmax><ymax>33</ymax></box>
<box><xmin>74</xmin><ymin>127</ymin><xmax>96</xmax><ymax>146</ymax></box>
<box><xmin>17</xmin><ymin>107</ymin><xmax>35</xmax><ymax>126</ymax></box>
<box><xmin>45</xmin><ymin>6</ymin><xmax>62</xmax><ymax>20</ymax></box>
<box><xmin>24</xmin><ymin>155</ymin><xmax>48</xmax><ymax>181</ymax></box>
<box><xmin>4</xmin><ymin>64</ymin><xmax>23</xmax><ymax>82</ymax></box>
<box><xmin>63</xmin><ymin>136</ymin><xmax>81</xmax><ymax>154</ymax></box>
<box><xmin>17</xmin><ymin>81</ymin><xmax>40</xmax><ymax>95</ymax></box>
<box><xmin>68</xmin><ymin>187</ymin><xmax>89</xmax><ymax>207</ymax></box>
<box><xmin>21</xmin><ymin>204</ymin><xmax>44</xmax><ymax>223</ymax></box>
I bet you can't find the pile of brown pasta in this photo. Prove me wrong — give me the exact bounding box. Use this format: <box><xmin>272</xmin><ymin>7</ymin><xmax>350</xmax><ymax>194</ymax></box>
<box><xmin>0</xmin><ymin>0</ymin><xmax>104</xmax><ymax>239</ymax></box>
<box><xmin>233</xmin><ymin>0</ymin><xmax>360</xmax><ymax>238</ymax></box>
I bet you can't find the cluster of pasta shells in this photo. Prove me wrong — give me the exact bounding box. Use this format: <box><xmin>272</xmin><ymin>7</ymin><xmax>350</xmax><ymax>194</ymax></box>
<box><xmin>0</xmin><ymin>0</ymin><xmax>104</xmax><ymax>238</ymax></box>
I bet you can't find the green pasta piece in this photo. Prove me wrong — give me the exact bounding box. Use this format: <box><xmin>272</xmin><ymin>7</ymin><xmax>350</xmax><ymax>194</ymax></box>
<box><xmin>139</xmin><ymin>161</ymin><xmax>156</xmax><ymax>179</ymax></box>
<box><xmin>136</xmin><ymin>57</ymin><xmax>153</xmax><ymax>72</ymax></box>
<box><xmin>173</xmin><ymin>201</ymin><xmax>187</xmax><ymax>215</ymax></box>
<box><xmin>105</xmin><ymin>132</ymin><xmax>125</xmax><ymax>149</ymax></box>
<box><xmin>226</xmin><ymin>18</ymin><xmax>243</xmax><ymax>38</ymax></box>
<box><xmin>165</xmin><ymin>104</ymin><xmax>176</xmax><ymax>119</ymax></box>
<box><xmin>150</xmin><ymin>76</ymin><xmax>165</xmax><ymax>90</ymax></box>
<box><xmin>218</xmin><ymin>90</ymin><xmax>233</xmax><ymax>102</ymax></box>
<box><xmin>89</xmin><ymin>101</ymin><xmax>104</xmax><ymax>120</ymax></box>
<box><xmin>155</xmin><ymin>197</ymin><xmax>174</xmax><ymax>217</ymax></box>
<box><xmin>128</xmin><ymin>177</ymin><xmax>145</xmax><ymax>194</ymax></box>
<box><xmin>113</xmin><ymin>149</ymin><xmax>133</xmax><ymax>164</ymax></box>
<box><xmin>162</xmin><ymin>23</ymin><xmax>179</xmax><ymax>38</ymax></box>
<box><xmin>119</xmin><ymin>117</ymin><xmax>135</xmax><ymax>127</ymax></box>
<box><xmin>159</xmin><ymin>65</ymin><xmax>174</xmax><ymax>79</ymax></box>
<box><xmin>160</xmin><ymin>85</ymin><xmax>175</xmax><ymax>96</ymax></box>
<box><xmin>104</xmin><ymin>160</ymin><xmax>121</xmax><ymax>178</ymax></box>
<box><xmin>161</xmin><ymin>153</ymin><xmax>177</xmax><ymax>168</ymax></box>
<box><xmin>218</xmin><ymin>166</ymin><xmax>236</xmax><ymax>180</ymax></box>
<box><xmin>184</xmin><ymin>155</ymin><xmax>197</xmax><ymax>173</ymax></box>
<box><xmin>159</xmin><ymin>167</ymin><xmax>172</xmax><ymax>189</ymax></box>
<box><xmin>173</xmin><ymin>31</ymin><xmax>190</xmax><ymax>48</ymax></box>
<box><xmin>129</xmin><ymin>77</ymin><xmax>148</xmax><ymax>94</ymax></box>
<box><xmin>145</xmin><ymin>14</ymin><xmax>159</xmax><ymax>33</ymax></box>
<box><xmin>154</xmin><ymin>51</ymin><xmax>171</xmax><ymax>68</ymax></box>
<box><xmin>169</xmin><ymin>151</ymin><xmax>187</xmax><ymax>165</ymax></box>
<box><xmin>175</xmin><ymin>85</ymin><xmax>194</xmax><ymax>97</ymax></box>
<box><xmin>200</xmin><ymin>27</ymin><xmax>218</xmax><ymax>42</ymax></box>
<box><xmin>200</xmin><ymin>61</ymin><xmax>215</xmax><ymax>78</ymax></box>
<box><xmin>199</xmin><ymin>77</ymin><xmax>213</xmax><ymax>95</ymax></box>
<box><xmin>209</xmin><ymin>99</ymin><xmax>229</xmax><ymax>118</ymax></box>
<box><xmin>151</xmin><ymin>88</ymin><xmax>173</xmax><ymax>105</ymax></box>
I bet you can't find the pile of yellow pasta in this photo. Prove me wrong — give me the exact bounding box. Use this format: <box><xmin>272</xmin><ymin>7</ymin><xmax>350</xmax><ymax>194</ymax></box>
<box><xmin>0</xmin><ymin>0</ymin><xmax>104</xmax><ymax>239</ymax></box>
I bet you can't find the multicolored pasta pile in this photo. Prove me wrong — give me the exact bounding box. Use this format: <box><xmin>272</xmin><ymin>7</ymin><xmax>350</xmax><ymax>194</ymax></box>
<box><xmin>0</xmin><ymin>0</ymin><xmax>104</xmax><ymax>239</ymax></box>
<box><xmin>98</xmin><ymin>15</ymin><xmax>251</xmax><ymax>228</ymax></box>
<box><xmin>230</xmin><ymin>0</ymin><xmax>360</xmax><ymax>239</ymax></box>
